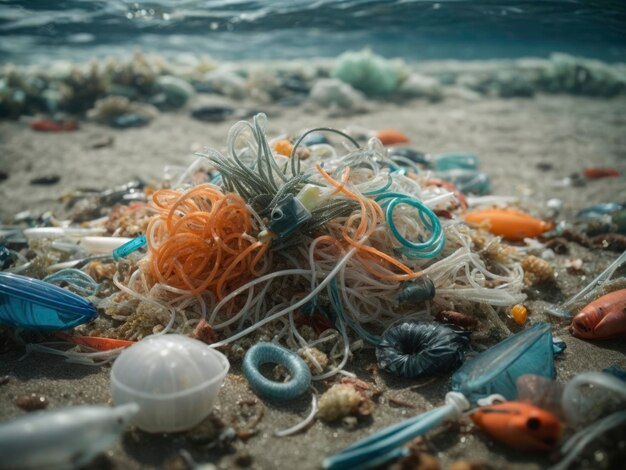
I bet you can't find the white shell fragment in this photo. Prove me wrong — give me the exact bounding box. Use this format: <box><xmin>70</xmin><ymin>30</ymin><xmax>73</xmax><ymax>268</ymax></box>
<box><xmin>111</xmin><ymin>334</ymin><xmax>230</xmax><ymax>433</ymax></box>
<box><xmin>80</xmin><ymin>236</ymin><xmax>133</xmax><ymax>254</ymax></box>
<box><xmin>0</xmin><ymin>403</ymin><xmax>138</xmax><ymax>470</ymax></box>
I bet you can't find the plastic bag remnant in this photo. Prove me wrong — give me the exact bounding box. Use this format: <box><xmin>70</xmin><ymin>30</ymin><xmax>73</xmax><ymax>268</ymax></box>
<box><xmin>450</xmin><ymin>322</ymin><xmax>555</xmax><ymax>403</ymax></box>
<box><xmin>376</xmin><ymin>321</ymin><xmax>471</xmax><ymax>378</ymax></box>
<box><xmin>516</xmin><ymin>374</ymin><xmax>565</xmax><ymax>419</ymax></box>
<box><xmin>561</xmin><ymin>371</ymin><xmax>626</xmax><ymax>428</ymax></box>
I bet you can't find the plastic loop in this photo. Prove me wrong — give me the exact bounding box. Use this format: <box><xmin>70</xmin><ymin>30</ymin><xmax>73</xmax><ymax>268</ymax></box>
<box><xmin>375</xmin><ymin>193</ymin><xmax>445</xmax><ymax>259</ymax></box>
<box><xmin>243</xmin><ymin>342</ymin><xmax>311</xmax><ymax>401</ymax></box>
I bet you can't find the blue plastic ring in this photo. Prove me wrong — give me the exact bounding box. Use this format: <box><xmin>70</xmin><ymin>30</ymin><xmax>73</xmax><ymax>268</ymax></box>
<box><xmin>375</xmin><ymin>193</ymin><xmax>444</xmax><ymax>258</ymax></box>
<box><xmin>243</xmin><ymin>342</ymin><xmax>311</xmax><ymax>401</ymax></box>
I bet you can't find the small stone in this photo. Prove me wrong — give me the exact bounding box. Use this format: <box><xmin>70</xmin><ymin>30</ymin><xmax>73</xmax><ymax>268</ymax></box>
<box><xmin>192</xmin><ymin>320</ymin><xmax>217</xmax><ymax>345</ymax></box>
<box><xmin>341</xmin><ymin>416</ymin><xmax>358</xmax><ymax>431</ymax></box>
<box><xmin>233</xmin><ymin>452</ymin><xmax>253</xmax><ymax>468</ymax></box>
<box><xmin>191</xmin><ymin>105</ymin><xmax>235</xmax><ymax>123</ymax></box>
<box><xmin>0</xmin><ymin>171</ymin><xmax>8</xmax><ymax>182</ymax></box>
<box><xmin>545</xmin><ymin>238</ymin><xmax>569</xmax><ymax>255</ymax></box>
<box><xmin>89</xmin><ymin>135</ymin><xmax>114</xmax><ymax>149</ymax></box>
<box><xmin>187</xmin><ymin>415</ymin><xmax>224</xmax><ymax>445</ymax></box>
<box><xmin>536</xmin><ymin>162</ymin><xmax>553</xmax><ymax>171</ymax></box>
<box><xmin>546</xmin><ymin>198</ymin><xmax>563</xmax><ymax>212</ymax></box>
<box><xmin>109</xmin><ymin>113</ymin><xmax>149</xmax><ymax>129</ymax></box>
<box><xmin>30</xmin><ymin>175</ymin><xmax>60</xmax><ymax>185</ymax></box>
<box><xmin>564</xmin><ymin>258</ymin><xmax>584</xmax><ymax>273</ymax></box>
<box><xmin>14</xmin><ymin>393</ymin><xmax>49</xmax><ymax>411</ymax></box>
<box><xmin>0</xmin><ymin>375</ymin><xmax>10</xmax><ymax>386</ymax></box>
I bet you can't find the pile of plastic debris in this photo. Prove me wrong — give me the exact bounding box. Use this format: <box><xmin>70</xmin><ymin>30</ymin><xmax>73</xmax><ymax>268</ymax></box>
<box><xmin>1</xmin><ymin>114</ymin><xmax>625</xmax><ymax>470</ymax></box>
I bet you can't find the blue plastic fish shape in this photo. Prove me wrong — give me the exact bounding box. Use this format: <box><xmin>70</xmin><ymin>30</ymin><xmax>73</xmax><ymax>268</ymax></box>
<box><xmin>450</xmin><ymin>322</ymin><xmax>555</xmax><ymax>403</ymax></box>
<box><xmin>0</xmin><ymin>272</ymin><xmax>97</xmax><ymax>330</ymax></box>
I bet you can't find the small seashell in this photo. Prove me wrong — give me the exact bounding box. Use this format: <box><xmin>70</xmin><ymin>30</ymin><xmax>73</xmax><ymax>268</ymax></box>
<box><xmin>521</xmin><ymin>255</ymin><xmax>555</xmax><ymax>286</ymax></box>
<box><xmin>317</xmin><ymin>384</ymin><xmax>362</xmax><ymax>422</ymax></box>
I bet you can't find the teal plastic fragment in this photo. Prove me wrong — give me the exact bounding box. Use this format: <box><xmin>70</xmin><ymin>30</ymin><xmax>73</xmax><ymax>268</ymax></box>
<box><xmin>268</xmin><ymin>194</ymin><xmax>311</xmax><ymax>238</ymax></box>
<box><xmin>577</xmin><ymin>203</ymin><xmax>624</xmax><ymax>219</ymax></box>
<box><xmin>450</xmin><ymin>322</ymin><xmax>555</xmax><ymax>403</ymax></box>
<box><xmin>438</xmin><ymin>169</ymin><xmax>490</xmax><ymax>195</ymax></box>
<box><xmin>433</xmin><ymin>153</ymin><xmax>479</xmax><ymax>171</ymax></box>
<box><xmin>112</xmin><ymin>235</ymin><xmax>147</xmax><ymax>261</ymax></box>
<box><xmin>44</xmin><ymin>269</ymin><xmax>100</xmax><ymax>296</ymax></box>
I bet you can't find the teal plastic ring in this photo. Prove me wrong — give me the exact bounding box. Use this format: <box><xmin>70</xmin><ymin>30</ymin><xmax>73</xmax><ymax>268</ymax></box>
<box><xmin>243</xmin><ymin>342</ymin><xmax>311</xmax><ymax>401</ymax></box>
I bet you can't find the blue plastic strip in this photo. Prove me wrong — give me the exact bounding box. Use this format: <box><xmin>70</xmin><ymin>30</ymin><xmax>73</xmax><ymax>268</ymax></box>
<box><xmin>112</xmin><ymin>235</ymin><xmax>147</xmax><ymax>261</ymax></box>
<box><xmin>328</xmin><ymin>279</ymin><xmax>381</xmax><ymax>346</ymax></box>
<box><xmin>43</xmin><ymin>269</ymin><xmax>100</xmax><ymax>296</ymax></box>
<box><xmin>324</xmin><ymin>405</ymin><xmax>452</xmax><ymax>469</ymax></box>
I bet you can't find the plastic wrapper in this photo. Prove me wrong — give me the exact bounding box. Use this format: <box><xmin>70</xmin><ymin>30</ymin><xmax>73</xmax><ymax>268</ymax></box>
<box><xmin>450</xmin><ymin>322</ymin><xmax>555</xmax><ymax>403</ymax></box>
<box><xmin>516</xmin><ymin>374</ymin><xmax>565</xmax><ymax>419</ymax></box>
<box><xmin>562</xmin><ymin>372</ymin><xmax>626</xmax><ymax>428</ymax></box>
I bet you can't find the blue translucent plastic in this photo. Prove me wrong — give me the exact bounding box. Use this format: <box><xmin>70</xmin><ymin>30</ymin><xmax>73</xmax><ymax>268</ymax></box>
<box><xmin>576</xmin><ymin>203</ymin><xmax>624</xmax><ymax>219</ymax></box>
<box><xmin>268</xmin><ymin>194</ymin><xmax>312</xmax><ymax>238</ymax></box>
<box><xmin>329</xmin><ymin>278</ymin><xmax>381</xmax><ymax>345</ymax></box>
<box><xmin>438</xmin><ymin>169</ymin><xmax>491</xmax><ymax>195</ymax></box>
<box><xmin>324</xmin><ymin>406</ymin><xmax>451</xmax><ymax>470</ymax></box>
<box><xmin>303</xmin><ymin>133</ymin><xmax>329</xmax><ymax>146</ymax></box>
<box><xmin>0</xmin><ymin>272</ymin><xmax>97</xmax><ymax>330</ymax></box>
<box><xmin>387</xmin><ymin>147</ymin><xmax>429</xmax><ymax>165</ymax></box>
<box><xmin>43</xmin><ymin>269</ymin><xmax>100</xmax><ymax>296</ymax></box>
<box><xmin>112</xmin><ymin>235</ymin><xmax>147</xmax><ymax>261</ymax></box>
<box><xmin>450</xmin><ymin>322</ymin><xmax>555</xmax><ymax>403</ymax></box>
<box><xmin>433</xmin><ymin>153</ymin><xmax>479</xmax><ymax>171</ymax></box>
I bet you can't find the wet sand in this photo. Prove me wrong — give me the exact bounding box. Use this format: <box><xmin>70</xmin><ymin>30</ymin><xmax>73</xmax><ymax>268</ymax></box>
<box><xmin>1</xmin><ymin>93</ymin><xmax>626</xmax><ymax>469</ymax></box>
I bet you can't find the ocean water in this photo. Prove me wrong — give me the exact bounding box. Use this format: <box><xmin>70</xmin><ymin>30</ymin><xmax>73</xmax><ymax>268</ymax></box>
<box><xmin>1</xmin><ymin>0</ymin><xmax>625</xmax><ymax>65</ymax></box>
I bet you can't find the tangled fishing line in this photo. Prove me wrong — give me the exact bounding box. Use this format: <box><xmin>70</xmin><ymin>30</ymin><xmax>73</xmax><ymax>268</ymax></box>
<box><xmin>18</xmin><ymin>113</ymin><xmax>526</xmax><ymax>372</ymax></box>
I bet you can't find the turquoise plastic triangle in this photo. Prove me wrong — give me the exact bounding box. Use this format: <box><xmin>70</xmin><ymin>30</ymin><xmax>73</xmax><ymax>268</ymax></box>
<box><xmin>450</xmin><ymin>322</ymin><xmax>555</xmax><ymax>403</ymax></box>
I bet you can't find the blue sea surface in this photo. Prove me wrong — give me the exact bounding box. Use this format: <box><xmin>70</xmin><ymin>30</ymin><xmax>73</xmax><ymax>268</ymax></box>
<box><xmin>0</xmin><ymin>0</ymin><xmax>625</xmax><ymax>64</ymax></box>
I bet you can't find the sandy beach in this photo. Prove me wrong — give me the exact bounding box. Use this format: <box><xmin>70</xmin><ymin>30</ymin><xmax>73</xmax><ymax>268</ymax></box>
<box><xmin>1</xmin><ymin>92</ymin><xmax>626</xmax><ymax>469</ymax></box>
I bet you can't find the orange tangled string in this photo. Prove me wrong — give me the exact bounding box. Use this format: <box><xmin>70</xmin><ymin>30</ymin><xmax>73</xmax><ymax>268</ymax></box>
<box><xmin>146</xmin><ymin>184</ymin><xmax>269</xmax><ymax>299</ymax></box>
<box><xmin>316</xmin><ymin>164</ymin><xmax>423</xmax><ymax>282</ymax></box>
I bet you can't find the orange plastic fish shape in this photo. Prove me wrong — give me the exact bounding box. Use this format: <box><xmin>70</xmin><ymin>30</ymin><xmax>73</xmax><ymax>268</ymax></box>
<box><xmin>471</xmin><ymin>402</ymin><xmax>561</xmax><ymax>451</ymax></box>
<box><xmin>464</xmin><ymin>208</ymin><xmax>553</xmax><ymax>241</ymax></box>
<box><xmin>376</xmin><ymin>129</ymin><xmax>409</xmax><ymax>146</ymax></box>
<box><xmin>56</xmin><ymin>332</ymin><xmax>135</xmax><ymax>351</ymax></box>
<box><xmin>569</xmin><ymin>288</ymin><xmax>626</xmax><ymax>339</ymax></box>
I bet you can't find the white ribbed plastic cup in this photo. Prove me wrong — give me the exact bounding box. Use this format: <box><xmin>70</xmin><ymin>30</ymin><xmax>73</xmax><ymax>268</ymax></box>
<box><xmin>111</xmin><ymin>334</ymin><xmax>229</xmax><ymax>433</ymax></box>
